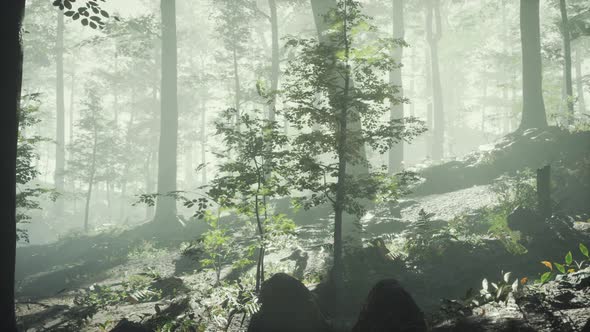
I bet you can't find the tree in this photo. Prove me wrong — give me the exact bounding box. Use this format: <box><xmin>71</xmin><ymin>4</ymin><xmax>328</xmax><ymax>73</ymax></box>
<box><xmin>1</xmin><ymin>1</ymin><xmax>25</xmax><ymax>329</ymax></box>
<box><xmin>209</xmin><ymin>108</ymin><xmax>294</xmax><ymax>292</ymax></box>
<box><xmin>68</xmin><ymin>86</ymin><xmax>122</xmax><ymax>232</ymax></box>
<box><xmin>54</xmin><ymin>9</ymin><xmax>66</xmax><ymax>214</ymax></box>
<box><xmin>284</xmin><ymin>0</ymin><xmax>424</xmax><ymax>305</ymax></box>
<box><xmin>425</xmin><ymin>0</ymin><xmax>444</xmax><ymax>159</ymax></box>
<box><xmin>268</xmin><ymin>0</ymin><xmax>280</xmax><ymax>122</ymax></box>
<box><xmin>154</xmin><ymin>0</ymin><xmax>179</xmax><ymax>223</ymax></box>
<box><xmin>559</xmin><ymin>0</ymin><xmax>574</xmax><ymax>123</ymax></box>
<box><xmin>519</xmin><ymin>0</ymin><xmax>548</xmax><ymax>130</ymax></box>
<box><xmin>388</xmin><ymin>0</ymin><xmax>405</xmax><ymax>173</ymax></box>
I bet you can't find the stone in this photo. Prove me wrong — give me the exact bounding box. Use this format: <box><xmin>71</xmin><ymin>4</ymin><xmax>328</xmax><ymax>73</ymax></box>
<box><xmin>351</xmin><ymin>279</ymin><xmax>427</xmax><ymax>332</ymax></box>
<box><xmin>247</xmin><ymin>273</ymin><xmax>331</xmax><ymax>332</ymax></box>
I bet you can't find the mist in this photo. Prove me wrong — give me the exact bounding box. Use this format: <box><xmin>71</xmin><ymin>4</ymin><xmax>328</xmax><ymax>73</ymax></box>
<box><xmin>4</xmin><ymin>0</ymin><xmax>590</xmax><ymax>331</ymax></box>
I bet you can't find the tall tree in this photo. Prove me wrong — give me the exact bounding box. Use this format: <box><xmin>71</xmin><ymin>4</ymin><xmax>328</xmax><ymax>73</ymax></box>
<box><xmin>310</xmin><ymin>0</ymin><xmax>368</xmax><ymax>254</ymax></box>
<box><xmin>268</xmin><ymin>0</ymin><xmax>280</xmax><ymax>122</ymax></box>
<box><xmin>575</xmin><ymin>46</ymin><xmax>586</xmax><ymax>114</ymax></box>
<box><xmin>1</xmin><ymin>2</ymin><xmax>26</xmax><ymax>330</ymax></box>
<box><xmin>154</xmin><ymin>0</ymin><xmax>179</xmax><ymax>223</ymax></box>
<box><xmin>519</xmin><ymin>0</ymin><xmax>548</xmax><ymax>130</ymax></box>
<box><xmin>425</xmin><ymin>0</ymin><xmax>444</xmax><ymax>160</ymax></box>
<box><xmin>55</xmin><ymin>9</ymin><xmax>66</xmax><ymax>214</ymax></box>
<box><xmin>559</xmin><ymin>0</ymin><xmax>574</xmax><ymax>122</ymax></box>
<box><xmin>389</xmin><ymin>0</ymin><xmax>405</xmax><ymax>174</ymax></box>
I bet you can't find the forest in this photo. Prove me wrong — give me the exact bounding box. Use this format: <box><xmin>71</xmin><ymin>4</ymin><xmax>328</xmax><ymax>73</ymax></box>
<box><xmin>3</xmin><ymin>0</ymin><xmax>590</xmax><ymax>331</ymax></box>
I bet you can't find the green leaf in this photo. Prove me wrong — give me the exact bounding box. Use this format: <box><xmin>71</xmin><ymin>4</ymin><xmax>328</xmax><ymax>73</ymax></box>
<box><xmin>565</xmin><ymin>251</ymin><xmax>573</xmax><ymax>265</ymax></box>
<box><xmin>540</xmin><ymin>271</ymin><xmax>552</xmax><ymax>284</ymax></box>
<box><xmin>580</xmin><ymin>243</ymin><xmax>589</xmax><ymax>258</ymax></box>
<box><xmin>554</xmin><ymin>262</ymin><xmax>566</xmax><ymax>274</ymax></box>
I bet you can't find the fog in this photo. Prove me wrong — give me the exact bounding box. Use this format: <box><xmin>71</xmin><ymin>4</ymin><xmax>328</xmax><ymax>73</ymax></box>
<box><xmin>10</xmin><ymin>0</ymin><xmax>590</xmax><ymax>331</ymax></box>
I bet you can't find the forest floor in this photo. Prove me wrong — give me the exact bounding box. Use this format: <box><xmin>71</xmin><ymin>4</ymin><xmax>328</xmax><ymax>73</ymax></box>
<box><xmin>14</xmin><ymin>127</ymin><xmax>590</xmax><ymax>332</ymax></box>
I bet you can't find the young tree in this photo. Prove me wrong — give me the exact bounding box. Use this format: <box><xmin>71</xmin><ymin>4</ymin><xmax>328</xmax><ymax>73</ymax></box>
<box><xmin>284</xmin><ymin>0</ymin><xmax>424</xmax><ymax>299</ymax></box>
<box><xmin>154</xmin><ymin>0</ymin><xmax>179</xmax><ymax>224</ymax></box>
<box><xmin>68</xmin><ymin>86</ymin><xmax>122</xmax><ymax>232</ymax></box>
<box><xmin>208</xmin><ymin>108</ymin><xmax>294</xmax><ymax>292</ymax></box>
<box><xmin>519</xmin><ymin>0</ymin><xmax>548</xmax><ymax>130</ymax></box>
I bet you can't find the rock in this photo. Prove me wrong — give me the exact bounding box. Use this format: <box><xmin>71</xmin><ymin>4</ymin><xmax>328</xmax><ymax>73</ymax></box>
<box><xmin>247</xmin><ymin>273</ymin><xmax>331</xmax><ymax>332</ymax></box>
<box><xmin>110</xmin><ymin>318</ymin><xmax>151</xmax><ymax>332</ymax></box>
<box><xmin>506</xmin><ymin>207</ymin><xmax>544</xmax><ymax>237</ymax></box>
<box><xmin>351</xmin><ymin>279</ymin><xmax>427</xmax><ymax>332</ymax></box>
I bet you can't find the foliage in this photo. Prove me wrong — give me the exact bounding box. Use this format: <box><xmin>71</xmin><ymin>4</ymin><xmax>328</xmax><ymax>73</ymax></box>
<box><xmin>68</xmin><ymin>84</ymin><xmax>124</xmax><ymax>192</ymax></box>
<box><xmin>403</xmin><ymin>209</ymin><xmax>464</xmax><ymax>261</ymax></box>
<box><xmin>484</xmin><ymin>170</ymin><xmax>538</xmax><ymax>254</ymax></box>
<box><xmin>74</xmin><ymin>274</ymin><xmax>162</xmax><ymax>309</ymax></box>
<box><xmin>16</xmin><ymin>94</ymin><xmax>55</xmax><ymax>242</ymax></box>
<box><xmin>491</xmin><ymin>169</ymin><xmax>538</xmax><ymax>214</ymax></box>
<box><xmin>194</xmin><ymin>278</ymin><xmax>260</xmax><ymax>332</ymax></box>
<box><xmin>52</xmin><ymin>0</ymin><xmax>117</xmax><ymax>29</ymax></box>
<box><xmin>198</xmin><ymin>209</ymin><xmax>253</xmax><ymax>285</ymax></box>
<box><xmin>281</xmin><ymin>0</ymin><xmax>425</xmax><ymax>268</ymax></box>
<box><xmin>538</xmin><ymin>243</ymin><xmax>590</xmax><ymax>284</ymax></box>
<box><xmin>459</xmin><ymin>271</ymin><xmax>522</xmax><ymax>308</ymax></box>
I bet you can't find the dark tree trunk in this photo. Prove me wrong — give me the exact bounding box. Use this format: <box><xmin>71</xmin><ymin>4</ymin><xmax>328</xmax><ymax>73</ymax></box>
<box><xmin>1</xmin><ymin>2</ymin><xmax>25</xmax><ymax>330</ymax></box>
<box><xmin>154</xmin><ymin>0</ymin><xmax>178</xmax><ymax>223</ymax></box>
<box><xmin>426</xmin><ymin>0</ymin><xmax>444</xmax><ymax>160</ymax></box>
<box><xmin>519</xmin><ymin>0</ymin><xmax>548</xmax><ymax>130</ymax></box>
<box><xmin>559</xmin><ymin>0</ymin><xmax>574</xmax><ymax>123</ymax></box>
<box><xmin>55</xmin><ymin>10</ymin><xmax>65</xmax><ymax>214</ymax></box>
<box><xmin>388</xmin><ymin>0</ymin><xmax>405</xmax><ymax>174</ymax></box>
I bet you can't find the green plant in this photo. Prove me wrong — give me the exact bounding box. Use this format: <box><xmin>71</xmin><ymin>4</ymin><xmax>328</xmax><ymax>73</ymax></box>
<box><xmin>485</xmin><ymin>208</ymin><xmax>528</xmax><ymax>255</ymax></box>
<box><xmin>538</xmin><ymin>243</ymin><xmax>589</xmax><ymax>284</ymax></box>
<box><xmin>74</xmin><ymin>274</ymin><xmax>162</xmax><ymax>309</ymax></box>
<box><xmin>16</xmin><ymin>94</ymin><xmax>55</xmax><ymax>242</ymax></box>
<box><xmin>460</xmin><ymin>271</ymin><xmax>522</xmax><ymax>308</ymax></box>
<box><xmin>403</xmin><ymin>209</ymin><xmax>458</xmax><ymax>260</ymax></box>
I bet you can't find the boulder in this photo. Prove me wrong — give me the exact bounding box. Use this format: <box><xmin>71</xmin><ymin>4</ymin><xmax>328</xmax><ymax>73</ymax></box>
<box><xmin>247</xmin><ymin>273</ymin><xmax>331</xmax><ymax>332</ymax></box>
<box><xmin>351</xmin><ymin>279</ymin><xmax>427</xmax><ymax>332</ymax></box>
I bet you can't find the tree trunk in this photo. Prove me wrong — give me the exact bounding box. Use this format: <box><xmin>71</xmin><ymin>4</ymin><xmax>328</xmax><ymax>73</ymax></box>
<box><xmin>55</xmin><ymin>10</ymin><xmax>66</xmax><ymax>214</ymax></box>
<box><xmin>388</xmin><ymin>0</ymin><xmax>405</xmax><ymax>174</ymax></box>
<box><xmin>1</xmin><ymin>2</ymin><xmax>25</xmax><ymax>330</ymax></box>
<box><xmin>426</xmin><ymin>0</ymin><xmax>444</xmax><ymax>160</ymax></box>
<box><xmin>84</xmin><ymin>118</ymin><xmax>98</xmax><ymax>232</ymax></box>
<box><xmin>575</xmin><ymin>46</ymin><xmax>586</xmax><ymax>114</ymax></box>
<box><xmin>519</xmin><ymin>0</ymin><xmax>548</xmax><ymax>130</ymax></box>
<box><xmin>268</xmin><ymin>0</ymin><xmax>279</xmax><ymax>122</ymax></box>
<box><xmin>154</xmin><ymin>0</ymin><xmax>178</xmax><ymax>223</ymax></box>
<box><xmin>559</xmin><ymin>0</ymin><xmax>574</xmax><ymax>124</ymax></box>
<box><xmin>232</xmin><ymin>45</ymin><xmax>241</xmax><ymax>133</ymax></box>
<box><xmin>200</xmin><ymin>99</ymin><xmax>207</xmax><ymax>185</ymax></box>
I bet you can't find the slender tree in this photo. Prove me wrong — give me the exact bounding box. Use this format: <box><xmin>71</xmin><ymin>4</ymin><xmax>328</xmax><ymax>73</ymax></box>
<box><xmin>55</xmin><ymin>9</ymin><xmax>66</xmax><ymax>213</ymax></box>
<box><xmin>575</xmin><ymin>46</ymin><xmax>586</xmax><ymax>114</ymax></box>
<box><xmin>1</xmin><ymin>2</ymin><xmax>26</xmax><ymax>330</ymax></box>
<box><xmin>268</xmin><ymin>0</ymin><xmax>280</xmax><ymax>122</ymax></box>
<box><xmin>559</xmin><ymin>0</ymin><xmax>574</xmax><ymax>123</ymax></box>
<box><xmin>310</xmin><ymin>0</ymin><xmax>368</xmax><ymax>253</ymax></box>
<box><xmin>519</xmin><ymin>0</ymin><xmax>548</xmax><ymax>130</ymax></box>
<box><xmin>154</xmin><ymin>0</ymin><xmax>179</xmax><ymax>223</ymax></box>
<box><xmin>425</xmin><ymin>0</ymin><xmax>444</xmax><ymax>159</ymax></box>
<box><xmin>389</xmin><ymin>0</ymin><xmax>405</xmax><ymax>174</ymax></box>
